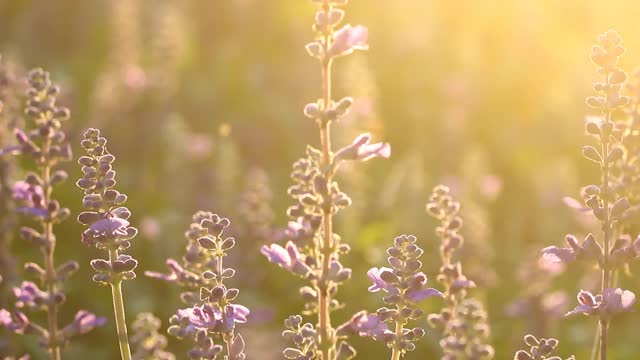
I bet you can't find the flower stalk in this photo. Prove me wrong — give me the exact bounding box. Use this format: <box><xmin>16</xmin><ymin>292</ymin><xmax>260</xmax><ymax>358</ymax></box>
<box><xmin>76</xmin><ymin>128</ymin><xmax>140</xmax><ymax>360</ymax></box>
<box><xmin>0</xmin><ymin>68</ymin><xmax>104</xmax><ymax>359</ymax></box>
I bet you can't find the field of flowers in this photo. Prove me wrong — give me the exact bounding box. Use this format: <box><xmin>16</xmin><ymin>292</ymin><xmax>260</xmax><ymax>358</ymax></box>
<box><xmin>2</xmin><ymin>1</ymin><xmax>640</xmax><ymax>359</ymax></box>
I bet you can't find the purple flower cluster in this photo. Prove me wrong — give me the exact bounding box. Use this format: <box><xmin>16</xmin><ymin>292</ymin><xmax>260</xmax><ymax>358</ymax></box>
<box><xmin>260</xmin><ymin>1</ymin><xmax>391</xmax><ymax>358</ymax></box>
<box><xmin>426</xmin><ymin>185</ymin><xmax>494</xmax><ymax>359</ymax></box>
<box><xmin>514</xmin><ymin>334</ymin><xmax>575</xmax><ymax>360</ymax></box>
<box><xmin>131</xmin><ymin>312</ymin><xmax>175</xmax><ymax>360</ymax></box>
<box><xmin>342</xmin><ymin>235</ymin><xmax>442</xmax><ymax>358</ymax></box>
<box><xmin>538</xmin><ymin>30</ymin><xmax>637</xmax><ymax>359</ymax></box>
<box><xmin>0</xmin><ymin>68</ymin><xmax>103</xmax><ymax>359</ymax></box>
<box><xmin>155</xmin><ymin>213</ymin><xmax>248</xmax><ymax>360</ymax></box>
<box><xmin>76</xmin><ymin>128</ymin><xmax>138</xmax><ymax>358</ymax></box>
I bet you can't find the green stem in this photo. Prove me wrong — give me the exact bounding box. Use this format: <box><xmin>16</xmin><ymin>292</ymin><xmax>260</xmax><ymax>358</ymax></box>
<box><xmin>599</xmin><ymin>74</ymin><xmax>612</xmax><ymax>360</ymax></box>
<box><xmin>42</xmin><ymin>163</ymin><xmax>61</xmax><ymax>360</ymax></box>
<box><xmin>391</xmin><ymin>317</ymin><xmax>404</xmax><ymax>360</ymax></box>
<box><xmin>317</xmin><ymin>2</ymin><xmax>335</xmax><ymax>359</ymax></box>
<box><xmin>109</xmin><ymin>249</ymin><xmax>132</xmax><ymax>360</ymax></box>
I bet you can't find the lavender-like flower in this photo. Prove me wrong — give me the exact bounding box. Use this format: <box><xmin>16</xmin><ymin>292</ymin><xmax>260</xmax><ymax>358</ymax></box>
<box><xmin>262</xmin><ymin>1</ymin><xmax>389</xmax><ymax>358</ymax></box>
<box><xmin>426</xmin><ymin>185</ymin><xmax>494</xmax><ymax>359</ymax></box>
<box><xmin>76</xmin><ymin>128</ymin><xmax>138</xmax><ymax>359</ymax></box>
<box><xmin>154</xmin><ymin>213</ymin><xmax>248</xmax><ymax>360</ymax></box>
<box><xmin>540</xmin><ymin>30</ymin><xmax>636</xmax><ymax>360</ymax></box>
<box><xmin>237</xmin><ymin>167</ymin><xmax>275</xmax><ymax>241</ymax></box>
<box><xmin>0</xmin><ymin>68</ymin><xmax>103</xmax><ymax>359</ymax></box>
<box><xmin>341</xmin><ymin>235</ymin><xmax>442</xmax><ymax>359</ymax></box>
<box><xmin>131</xmin><ymin>312</ymin><xmax>175</xmax><ymax>360</ymax></box>
<box><xmin>514</xmin><ymin>334</ymin><xmax>575</xmax><ymax>360</ymax></box>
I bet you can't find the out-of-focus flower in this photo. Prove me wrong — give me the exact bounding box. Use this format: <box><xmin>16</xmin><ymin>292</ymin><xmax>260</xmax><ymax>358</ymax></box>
<box><xmin>13</xmin><ymin>281</ymin><xmax>47</xmax><ymax>309</ymax></box>
<box><xmin>62</xmin><ymin>310</ymin><xmax>107</xmax><ymax>337</ymax></box>
<box><xmin>329</xmin><ymin>25</ymin><xmax>369</xmax><ymax>57</ymax></box>
<box><xmin>140</xmin><ymin>216</ymin><xmax>161</xmax><ymax>240</ymax></box>
<box><xmin>480</xmin><ymin>175</ymin><xmax>503</xmax><ymax>201</ymax></box>
<box><xmin>12</xmin><ymin>181</ymin><xmax>43</xmax><ymax>206</ymax></box>
<box><xmin>12</xmin><ymin>181</ymin><xmax>47</xmax><ymax>217</ymax></box>
<box><xmin>186</xmin><ymin>134</ymin><xmax>213</xmax><ymax>160</ymax></box>
<box><xmin>123</xmin><ymin>64</ymin><xmax>147</xmax><ymax>90</ymax></box>
<box><xmin>0</xmin><ymin>309</ymin><xmax>29</xmax><ymax>333</ymax></box>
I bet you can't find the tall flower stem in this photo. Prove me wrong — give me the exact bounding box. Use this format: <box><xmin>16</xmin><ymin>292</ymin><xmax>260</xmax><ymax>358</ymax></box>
<box><xmin>599</xmin><ymin>69</ymin><xmax>613</xmax><ymax>360</ymax></box>
<box><xmin>42</xmin><ymin>154</ymin><xmax>61</xmax><ymax>360</ymax></box>
<box><xmin>109</xmin><ymin>248</ymin><xmax>132</xmax><ymax>360</ymax></box>
<box><xmin>390</xmin><ymin>312</ymin><xmax>405</xmax><ymax>360</ymax></box>
<box><xmin>317</xmin><ymin>2</ymin><xmax>335</xmax><ymax>359</ymax></box>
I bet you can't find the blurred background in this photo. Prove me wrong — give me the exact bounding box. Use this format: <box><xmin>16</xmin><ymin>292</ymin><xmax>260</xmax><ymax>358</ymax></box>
<box><xmin>1</xmin><ymin>0</ymin><xmax>640</xmax><ymax>358</ymax></box>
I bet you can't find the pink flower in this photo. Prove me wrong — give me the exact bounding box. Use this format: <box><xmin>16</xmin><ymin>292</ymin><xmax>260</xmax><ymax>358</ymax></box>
<box><xmin>261</xmin><ymin>241</ymin><xmax>311</xmax><ymax>276</ymax></box>
<box><xmin>0</xmin><ymin>309</ymin><xmax>30</xmax><ymax>334</ymax></box>
<box><xmin>335</xmin><ymin>133</ymin><xmax>391</xmax><ymax>162</ymax></box>
<box><xmin>329</xmin><ymin>25</ymin><xmax>369</xmax><ymax>57</ymax></box>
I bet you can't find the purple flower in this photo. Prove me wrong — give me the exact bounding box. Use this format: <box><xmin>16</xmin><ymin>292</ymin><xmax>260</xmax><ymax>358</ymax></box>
<box><xmin>179</xmin><ymin>304</ymin><xmax>222</xmax><ymax>330</ymax></box>
<box><xmin>347</xmin><ymin>311</ymin><xmax>393</xmax><ymax>342</ymax></box>
<box><xmin>62</xmin><ymin>310</ymin><xmax>106</xmax><ymax>337</ymax></box>
<box><xmin>261</xmin><ymin>241</ymin><xmax>311</xmax><ymax>276</ymax></box>
<box><xmin>223</xmin><ymin>304</ymin><xmax>250</xmax><ymax>331</ymax></box>
<box><xmin>542</xmin><ymin>234</ymin><xmax>602</xmax><ymax>264</ymax></box>
<box><xmin>335</xmin><ymin>133</ymin><xmax>391</xmax><ymax>162</ymax></box>
<box><xmin>602</xmin><ymin>288</ymin><xmax>636</xmax><ymax>314</ymax></box>
<box><xmin>12</xmin><ymin>181</ymin><xmax>47</xmax><ymax>217</ymax></box>
<box><xmin>180</xmin><ymin>304</ymin><xmax>248</xmax><ymax>332</ymax></box>
<box><xmin>0</xmin><ymin>309</ymin><xmax>29</xmax><ymax>334</ymax></box>
<box><xmin>367</xmin><ymin>267</ymin><xmax>395</xmax><ymax>293</ymax></box>
<box><xmin>403</xmin><ymin>272</ymin><xmax>443</xmax><ymax>301</ymax></box>
<box><xmin>329</xmin><ymin>25</ymin><xmax>369</xmax><ymax>57</ymax></box>
<box><xmin>12</xmin><ymin>181</ymin><xmax>43</xmax><ymax>205</ymax></box>
<box><xmin>285</xmin><ymin>219</ymin><xmax>311</xmax><ymax>238</ymax></box>
<box><xmin>406</xmin><ymin>288</ymin><xmax>443</xmax><ymax>302</ymax></box>
<box><xmin>88</xmin><ymin>217</ymin><xmax>130</xmax><ymax>237</ymax></box>
<box><xmin>13</xmin><ymin>281</ymin><xmax>47</xmax><ymax>309</ymax></box>
<box><xmin>566</xmin><ymin>288</ymin><xmax>635</xmax><ymax>317</ymax></box>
